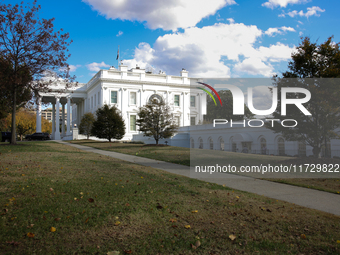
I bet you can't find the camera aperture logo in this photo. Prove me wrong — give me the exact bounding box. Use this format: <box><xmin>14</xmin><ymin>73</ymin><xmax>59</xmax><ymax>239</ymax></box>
<box><xmin>197</xmin><ymin>82</ymin><xmax>311</xmax><ymax>128</ymax></box>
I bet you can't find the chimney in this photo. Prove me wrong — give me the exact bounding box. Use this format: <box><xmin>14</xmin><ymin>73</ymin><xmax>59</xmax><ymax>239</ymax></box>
<box><xmin>180</xmin><ymin>68</ymin><xmax>188</xmax><ymax>77</ymax></box>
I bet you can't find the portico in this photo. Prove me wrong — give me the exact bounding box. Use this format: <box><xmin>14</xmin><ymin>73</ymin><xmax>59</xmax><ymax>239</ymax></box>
<box><xmin>36</xmin><ymin>82</ymin><xmax>86</xmax><ymax>140</ymax></box>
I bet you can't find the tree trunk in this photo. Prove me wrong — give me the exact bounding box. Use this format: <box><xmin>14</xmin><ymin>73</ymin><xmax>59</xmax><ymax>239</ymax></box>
<box><xmin>312</xmin><ymin>147</ymin><xmax>321</xmax><ymax>158</ymax></box>
<box><xmin>156</xmin><ymin>139</ymin><xmax>158</xmax><ymax>145</ymax></box>
<box><xmin>11</xmin><ymin>87</ymin><xmax>17</xmax><ymax>145</ymax></box>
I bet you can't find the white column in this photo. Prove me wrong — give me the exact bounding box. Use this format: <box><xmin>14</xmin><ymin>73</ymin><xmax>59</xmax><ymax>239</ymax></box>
<box><xmin>36</xmin><ymin>97</ymin><xmax>42</xmax><ymax>133</ymax></box>
<box><xmin>62</xmin><ymin>103</ymin><xmax>65</xmax><ymax>136</ymax></box>
<box><xmin>52</xmin><ymin>103</ymin><xmax>55</xmax><ymax>140</ymax></box>
<box><xmin>84</xmin><ymin>97</ymin><xmax>87</xmax><ymax>114</ymax></box>
<box><xmin>67</xmin><ymin>97</ymin><xmax>71</xmax><ymax>135</ymax></box>
<box><xmin>55</xmin><ymin>97</ymin><xmax>61</xmax><ymax>140</ymax></box>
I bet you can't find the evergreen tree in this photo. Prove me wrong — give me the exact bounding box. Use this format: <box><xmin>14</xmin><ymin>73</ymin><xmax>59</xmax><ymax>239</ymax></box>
<box><xmin>79</xmin><ymin>113</ymin><xmax>95</xmax><ymax>139</ymax></box>
<box><xmin>91</xmin><ymin>105</ymin><xmax>125</xmax><ymax>142</ymax></box>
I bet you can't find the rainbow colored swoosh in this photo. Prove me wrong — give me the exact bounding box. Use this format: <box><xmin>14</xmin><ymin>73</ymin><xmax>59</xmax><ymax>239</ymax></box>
<box><xmin>196</xmin><ymin>82</ymin><xmax>222</xmax><ymax>106</ymax></box>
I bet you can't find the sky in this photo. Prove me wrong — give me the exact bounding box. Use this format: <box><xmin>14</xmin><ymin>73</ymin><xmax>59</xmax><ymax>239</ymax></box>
<box><xmin>4</xmin><ymin>0</ymin><xmax>340</xmax><ymax>83</ymax></box>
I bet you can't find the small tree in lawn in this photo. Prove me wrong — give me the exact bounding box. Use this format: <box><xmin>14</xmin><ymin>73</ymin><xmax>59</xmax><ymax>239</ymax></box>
<box><xmin>79</xmin><ymin>113</ymin><xmax>95</xmax><ymax>139</ymax></box>
<box><xmin>136</xmin><ymin>99</ymin><xmax>178</xmax><ymax>145</ymax></box>
<box><xmin>91</xmin><ymin>105</ymin><xmax>125</xmax><ymax>142</ymax></box>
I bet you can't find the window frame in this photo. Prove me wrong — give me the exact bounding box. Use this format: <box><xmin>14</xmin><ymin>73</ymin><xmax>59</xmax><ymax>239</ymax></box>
<box><xmin>190</xmin><ymin>95</ymin><xmax>196</xmax><ymax>107</ymax></box>
<box><xmin>130</xmin><ymin>114</ymin><xmax>137</xmax><ymax>132</ymax></box>
<box><xmin>129</xmin><ymin>91</ymin><xmax>137</xmax><ymax>106</ymax></box>
<box><xmin>174</xmin><ymin>94</ymin><xmax>180</xmax><ymax>107</ymax></box>
<box><xmin>110</xmin><ymin>90</ymin><xmax>118</xmax><ymax>104</ymax></box>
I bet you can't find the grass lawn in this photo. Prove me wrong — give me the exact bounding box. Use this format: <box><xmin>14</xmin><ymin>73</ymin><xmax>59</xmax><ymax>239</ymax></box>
<box><xmin>69</xmin><ymin>140</ymin><xmax>340</xmax><ymax>194</ymax></box>
<box><xmin>1</xmin><ymin>141</ymin><xmax>339</xmax><ymax>254</ymax></box>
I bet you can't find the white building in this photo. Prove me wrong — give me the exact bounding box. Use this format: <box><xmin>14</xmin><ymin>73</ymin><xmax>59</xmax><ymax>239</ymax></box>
<box><xmin>36</xmin><ymin>65</ymin><xmax>340</xmax><ymax>158</ymax></box>
<box><xmin>36</xmin><ymin>64</ymin><xmax>206</xmax><ymax>140</ymax></box>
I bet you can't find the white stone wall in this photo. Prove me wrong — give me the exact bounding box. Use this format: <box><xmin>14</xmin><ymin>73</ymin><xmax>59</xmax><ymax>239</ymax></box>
<box><xmin>72</xmin><ymin>66</ymin><xmax>203</xmax><ymax>140</ymax></box>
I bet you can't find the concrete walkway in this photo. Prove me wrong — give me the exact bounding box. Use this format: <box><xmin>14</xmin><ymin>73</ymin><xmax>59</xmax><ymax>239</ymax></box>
<box><xmin>57</xmin><ymin>141</ymin><xmax>340</xmax><ymax>216</ymax></box>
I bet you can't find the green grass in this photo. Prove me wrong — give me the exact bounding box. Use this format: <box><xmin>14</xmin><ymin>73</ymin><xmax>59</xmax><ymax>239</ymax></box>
<box><xmin>70</xmin><ymin>140</ymin><xmax>191</xmax><ymax>166</ymax></box>
<box><xmin>70</xmin><ymin>140</ymin><xmax>340</xmax><ymax>194</ymax></box>
<box><xmin>1</xmin><ymin>141</ymin><xmax>340</xmax><ymax>254</ymax></box>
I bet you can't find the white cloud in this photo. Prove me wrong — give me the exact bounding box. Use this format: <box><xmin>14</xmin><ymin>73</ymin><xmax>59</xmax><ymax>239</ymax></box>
<box><xmin>116</xmin><ymin>31</ymin><xmax>123</xmax><ymax>37</ymax></box>
<box><xmin>262</xmin><ymin>0</ymin><xmax>309</xmax><ymax>9</ymax></box>
<box><xmin>86</xmin><ymin>61</ymin><xmax>110</xmax><ymax>72</ymax></box>
<box><xmin>121</xmin><ymin>23</ymin><xmax>295</xmax><ymax>78</ymax></box>
<box><xmin>234</xmin><ymin>58</ymin><xmax>274</xmax><ymax>77</ymax></box>
<box><xmin>279</xmin><ymin>6</ymin><xmax>325</xmax><ymax>18</ymax></box>
<box><xmin>82</xmin><ymin>0</ymin><xmax>236</xmax><ymax>31</ymax></box>
<box><xmin>69</xmin><ymin>64</ymin><xmax>81</xmax><ymax>72</ymax></box>
<box><xmin>264</xmin><ymin>26</ymin><xmax>295</xmax><ymax>36</ymax></box>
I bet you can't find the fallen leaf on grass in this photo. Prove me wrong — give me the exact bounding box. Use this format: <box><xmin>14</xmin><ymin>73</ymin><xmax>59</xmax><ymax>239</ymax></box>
<box><xmin>50</xmin><ymin>227</ymin><xmax>56</xmax><ymax>232</ymax></box>
<box><xmin>54</xmin><ymin>218</ymin><xmax>61</xmax><ymax>222</ymax></box>
<box><xmin>27</xmin><ymin>232</ymin><xmax>35</xmax><ymax>238</ymax></box>
<box><xmin>114</xmin><ymin>221</ymin><xmax>121</xmax><ymax>226</ymax></box>
<box><xmin>301</xmin><ymin>234</ymin><xmax>306</xmax><ymax>239</ymax></box>
<box><xmin>49</xmin><ymin>188</ymin><xmax>53</xmax><ymax>191</ymax></box>
<box><xmin>124</xmin><ymin>250</ymin><xmax>132</xmax><ymax>254</ymax></box>
<box><xmin>229</xmin><ymin>234</ymin><xmax>236</xmax><ymax>241</ymax></box>
<box><xmin>169</xmin><ymin>218</ymin><xmax>177</xmax><ymax>223</ymax></box>
<box><xmin>88</xmin><ymin>198</ymin><xmax>94</xmax><ymax>203</ymax></box>
<box><xmin>337</xmin><ymin>240</ymin><xmax>340</xmax><ymax>244</ymax></box>
<box><xmin>184</xmin><ymin>225</ymin><xmax>191</xmax><ymax>229</ymax></box>
<box><xmin>191</xmin><ymin>210</ymin><xmax>198</xmax><ymax>213</ymax></box>
<box><xmin>85</xmin><ymin>217</ymin><xmax>89</xmax><ymax>223</ymax></box>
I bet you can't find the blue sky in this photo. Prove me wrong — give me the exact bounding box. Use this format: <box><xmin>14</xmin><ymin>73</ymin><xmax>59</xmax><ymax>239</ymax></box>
<box><xmin>5</xmin><ymin>0</ymin><xmax>340</xmax><ymax>83</ymax></box>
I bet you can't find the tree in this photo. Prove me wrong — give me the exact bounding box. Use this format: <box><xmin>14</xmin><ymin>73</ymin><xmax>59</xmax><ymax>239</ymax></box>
<box><xmin>2</xmin><ymin>108</ymin><xmax>52</xmax><ymax>141</ymax></box>
<box><xmin>91</xmin><ymin>105</ymin><xmax>125</xmax><ymax>142</ymax></box>
<box><xmin>136</xmin><ymin>99</ymin><xmax>178</xmax><ymax>145</ymax></box>
<box><xmin>79</xmin><ymin>113</ymin><xmax>95</xmax><ymax>139</ymax></box>
<box><xmin>267</xmin><ymin>36</ymin><xmax>340</xmax><ymax>157</ymax></box>
<box><xmin>204</xmin><ymin>90</ymin><xmax>254</xmax><ymax>123</ymax></box>
<box><xmin>0</xmin><ymin>58</ymin><xmax>32</xmax><ymax>120</ymax></box>
<box><xmin>0</xmin><ymin>1</ymin><xmax>74</xmax><ymax>144</ymax></box>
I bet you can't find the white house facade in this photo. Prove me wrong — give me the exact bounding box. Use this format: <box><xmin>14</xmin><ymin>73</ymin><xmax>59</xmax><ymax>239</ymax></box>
<box><xmin>36</xmin><ymin>64</ymin><xmax>206</xmax><ymax>141</ymax></box>
<box><xmin>35</xmin><ymin>64</ymin><xmax>340</xmax><ymax>158</ymax></box>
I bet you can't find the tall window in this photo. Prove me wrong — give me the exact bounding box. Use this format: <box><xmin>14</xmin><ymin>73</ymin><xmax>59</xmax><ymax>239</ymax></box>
<box><xmin>175</xmin><ymin>116</ymin><xmax>180</xmax><ymax>126</ymax></box>
<box><xmin>191</xmin><ymin>138</ymin><xmax>195</xmax><ymax>148</ymax></box>
<box><xmin>111</xmin><ymin>91</ymin><xmax>117</xmax><ymax>104</ymax></box>
<box><xmin>278</xmin><ymin>138</ymin><xmax>285</xmax><ymax>156</ymax></box>
<box><xmin>130</xmin><ymin>115</ymin><xmax>136</xmax><ymax>131</ymax></box>
<box><xmin>98</xmin><ymin>92</ymin><xmax>100</xmax><ymax>106</ymax></box>
<box><xmin>190</xmin><ymin>96</ymin><xmax>196</xmax><ymax>107</ymax></box>
<box><xmin>220</xmin><ymin>138</ymin><xmax>224</xmax><ymax>151</ymax></box>
<box><xmin>190</xmin><ymin>116</ymin><xmax>196</xmax><ymax>126</ymax></box>
<box><xmin>174</xmin><ymin>95</ymin><xmax>180</xmax><ymax>106</ymax></box>
<box><xmin>91</xmin><ymin>97</ymin><xmax>93</xmax><ymax>108</ymax></box>
<box><xmin>94</xmin><ymin>94</ymin><xmax>96</xmax><ymax>107</ymax></box>
<box><xmin>261</xmin><ymin>138</ymin><xmax>267</xmax><ymax>154</ymax></box>
<box><xmin>130</xmin><ymin>92</ymin><xmax>136</xmax><ymax>105</ymax></box>
<box><xmin>199</xmin><ymin>138</ymin><xmax>203</xmax><ymax>149</ymax></box>
<box><xmin>209</xmin><ymin>138</ymin><xmax>213</xmax><ymax>150</ymax></box>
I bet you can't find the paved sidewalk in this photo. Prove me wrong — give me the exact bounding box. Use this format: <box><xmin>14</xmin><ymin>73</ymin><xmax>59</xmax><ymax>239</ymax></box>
<box><xmin>57</xmin><ymin>141</ymin><xmax>340</xmax><ymax>216</ymax></box>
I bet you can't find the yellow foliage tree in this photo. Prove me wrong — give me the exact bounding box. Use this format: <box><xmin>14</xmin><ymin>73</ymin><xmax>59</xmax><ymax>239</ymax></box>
<box><xmin>4</xmin><ymin>108</ymin><xmax>52</xmax><ymax>141</ymax></box>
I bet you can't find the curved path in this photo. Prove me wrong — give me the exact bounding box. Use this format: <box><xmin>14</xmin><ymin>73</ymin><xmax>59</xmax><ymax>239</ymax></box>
<box><xmin>57</xmin><ymin>141</ymin><xmax>340</xmax><ymax>217</ymax></box>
